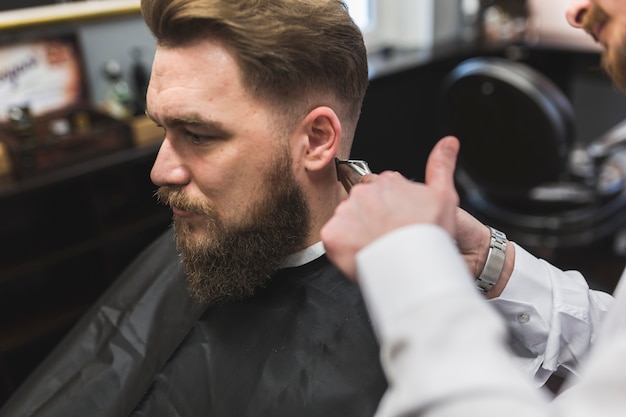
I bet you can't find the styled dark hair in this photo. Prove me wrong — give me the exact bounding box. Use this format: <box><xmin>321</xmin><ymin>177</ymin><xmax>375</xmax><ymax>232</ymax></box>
<box><xmin>141</xmin><ymin>0</ymin><xmax>368</xmax><ymax>141</ymax></box>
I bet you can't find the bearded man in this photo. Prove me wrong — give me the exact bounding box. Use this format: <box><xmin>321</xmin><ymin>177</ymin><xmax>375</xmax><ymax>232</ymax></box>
<box><xmin>572</xmin><ymin>0</ymin><xmax>626</xmax><ymax>90</ymax></box>
<box><xmin>0</xmin><ymin>1</ymin><xmax>387</xmax><ymax>416</ymax></box>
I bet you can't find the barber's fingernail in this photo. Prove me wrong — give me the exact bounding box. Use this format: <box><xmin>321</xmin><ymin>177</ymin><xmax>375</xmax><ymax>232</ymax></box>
<box><xmin>441</xmin><ymin>137</ymin><xmax>459</xmax><ymax>154</ymax></box>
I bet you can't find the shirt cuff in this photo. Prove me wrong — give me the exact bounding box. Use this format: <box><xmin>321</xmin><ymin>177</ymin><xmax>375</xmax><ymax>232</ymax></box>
<box><xmin>499</xmin><ymin>243</ymin><xmax>554</xmax><ymax>325</ymax></box>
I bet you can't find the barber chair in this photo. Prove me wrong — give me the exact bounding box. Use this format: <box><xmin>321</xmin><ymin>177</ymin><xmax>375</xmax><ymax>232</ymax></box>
<box><xmin>439</xmin><ymin>57</ymin><xmax>626</xmax><ymax>289</ymax></box>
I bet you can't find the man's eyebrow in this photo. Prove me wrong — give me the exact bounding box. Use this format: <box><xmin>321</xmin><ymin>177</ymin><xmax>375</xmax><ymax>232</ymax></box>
<box><xmin>144</xmin><ymin>111</ymin><xmax>225</xmax><ymax>130</ymax></box>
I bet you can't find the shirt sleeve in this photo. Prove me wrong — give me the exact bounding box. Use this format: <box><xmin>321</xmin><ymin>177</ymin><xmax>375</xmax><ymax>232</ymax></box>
<box><xmin>356</xmin><ymin>224</ymin><xmax>551</xmax><ymax>417</ymax></box>
<box><xmin>489</xmin><ymin>243</ymin><xmax>614</xmax><ymax>386</ymax></box>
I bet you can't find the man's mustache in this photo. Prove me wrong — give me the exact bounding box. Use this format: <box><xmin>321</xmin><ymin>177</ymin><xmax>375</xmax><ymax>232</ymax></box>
<box><xmin>155</xmin><ymin>186</ymin><xmax>211</xmax><ymax>215</ymax></box>
<box><xmin>582</xmin><ymin>4</ymin><xmax>609</xmax><ymax>42</ymax></box>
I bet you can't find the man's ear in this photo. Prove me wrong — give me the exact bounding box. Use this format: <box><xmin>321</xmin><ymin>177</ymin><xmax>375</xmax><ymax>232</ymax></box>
<box><xmin>299</xmin><ymin>106</ymin><xmax>341</xmax><ymax>173</ymax></box>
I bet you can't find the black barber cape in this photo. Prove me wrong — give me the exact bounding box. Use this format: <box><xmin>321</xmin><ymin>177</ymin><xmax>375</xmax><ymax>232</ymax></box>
<box><xmin>0</xmin><ymin>229</ymin><xmax>387</xmax><ymax>417</ymax></box>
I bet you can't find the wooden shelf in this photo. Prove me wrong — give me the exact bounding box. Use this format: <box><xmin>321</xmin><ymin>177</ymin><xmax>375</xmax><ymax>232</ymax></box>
<box><xmin>0</xmin><ymin>0</ymin><xmax>140</xmax><ymax>31</ymax></box>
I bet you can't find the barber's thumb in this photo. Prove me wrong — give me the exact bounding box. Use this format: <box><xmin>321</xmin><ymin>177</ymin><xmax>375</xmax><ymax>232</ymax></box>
<box><xmin>425</xmin><ymin>136</ymin><xmax>460</xmax><ymax>187</ymax></box>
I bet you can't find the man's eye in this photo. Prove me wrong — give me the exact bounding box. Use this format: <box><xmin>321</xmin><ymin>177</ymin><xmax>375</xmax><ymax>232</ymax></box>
<box><xmin>188</xmin><ymin>132</ymin><xmax>213</xmax><ymax>144</ymax></box>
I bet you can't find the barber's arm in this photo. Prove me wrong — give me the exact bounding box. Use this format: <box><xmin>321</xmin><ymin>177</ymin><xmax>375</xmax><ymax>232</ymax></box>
<box><xmin>455</xmin><ymin>204</ymin><xmax>613</xmax><ymax>384</ymax></box>
<box><xmin>322</xmin><ymin>135</ymin><xmax>613</xmax><ymax>387</ymax></box>
<box><xmin>322</xmin><ymin>136</ymin><xmax>551</xmax><ymax>417</ymax></box>
<box><xmin>486</xmin><ymin>241</ymin><xmax>613</xmax><ymax>384</ymax></box>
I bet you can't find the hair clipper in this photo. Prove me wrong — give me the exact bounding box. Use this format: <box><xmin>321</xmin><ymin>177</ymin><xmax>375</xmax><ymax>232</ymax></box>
<box><xmin>335</xmin><ymin>158</ymin><xmax>372</xmax><ymax>193</ymax></box>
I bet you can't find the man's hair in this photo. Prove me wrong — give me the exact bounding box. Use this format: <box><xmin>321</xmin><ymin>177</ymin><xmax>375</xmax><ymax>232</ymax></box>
<box><xmin>141</xmin><ymin>0</ymin><xmax>368</xmax><ymax>147</ymax></box>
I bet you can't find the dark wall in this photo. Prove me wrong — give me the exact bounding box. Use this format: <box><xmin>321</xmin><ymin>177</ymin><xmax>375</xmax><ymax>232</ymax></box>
<box><xmin>353</xmin><ymin>52</ymin><xmax>476</xmax><ymax>181</ymax></box>
<box><xmin>0</xmin><ymin>1</ymin><xmax>79</xmax><ymax>12</ymax></box>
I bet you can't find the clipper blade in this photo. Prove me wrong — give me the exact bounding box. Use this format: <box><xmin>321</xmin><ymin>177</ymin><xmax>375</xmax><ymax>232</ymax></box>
<box><xmin>335</xmin><ymin>158</ymin><xmax>372</xmax><ymax>192</ymax></box>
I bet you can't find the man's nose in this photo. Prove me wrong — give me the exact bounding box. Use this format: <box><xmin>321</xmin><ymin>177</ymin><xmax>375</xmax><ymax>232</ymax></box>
<box><xmin>150</xmin><ymin>138</ymin><xmax>190</xmax><ymax>187</ymax></box>
<box><xmin>566</xmin><ymin>0</ymin><xmax>591</xmax><ymax>28</ymax></box>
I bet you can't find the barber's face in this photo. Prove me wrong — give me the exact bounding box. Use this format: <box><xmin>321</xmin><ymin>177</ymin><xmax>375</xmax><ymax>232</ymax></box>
<box><xmin>146</xmin><ymin>39</ymin><xmax>311</xmax><ymax>304</ymax></box>
<box><xmin>566</xmin><ymin>0</ymin><xmax>626</xmax><ymax>89</ymax></box>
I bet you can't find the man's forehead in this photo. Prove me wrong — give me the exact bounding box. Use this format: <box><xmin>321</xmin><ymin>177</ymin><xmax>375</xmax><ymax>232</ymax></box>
<box><xmin>146</xmin><ymin>46</ymin><xmax>252</xmax><ymax>119</ymax></box>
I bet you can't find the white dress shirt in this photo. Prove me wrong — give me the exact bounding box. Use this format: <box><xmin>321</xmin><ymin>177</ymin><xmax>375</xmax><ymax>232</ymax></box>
<box><xmin>491</xmin><ymin>240</ymin><xmax>613</xmax><ymax>385</ymax></box>
<box><xmin>356</xmin><ymin>224</ymin><xmax>619</xmax><ymax>417</ymax></box>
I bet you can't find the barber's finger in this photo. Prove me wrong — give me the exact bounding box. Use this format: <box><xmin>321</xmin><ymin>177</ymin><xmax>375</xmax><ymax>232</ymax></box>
<box><xmin>361</xmin><ymin>171</ymin><xmax>406</xmax><ymax>184</ymax></box>
<box><xmin>424</xmin><ymin>136</ymin><xmax>460</xmax><ymax>190</ymax></box>
<box><xmin>359</xmin><ymin>173</ymin><xmax>379</xmax><ymax>184</ymax></box>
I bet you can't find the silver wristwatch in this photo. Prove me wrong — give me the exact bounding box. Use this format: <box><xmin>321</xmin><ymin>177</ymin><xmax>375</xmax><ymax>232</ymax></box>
<box><xmin>476</xmin><ymin>227</ymin><xmax>507</xmax><ymax>293</ymax></box>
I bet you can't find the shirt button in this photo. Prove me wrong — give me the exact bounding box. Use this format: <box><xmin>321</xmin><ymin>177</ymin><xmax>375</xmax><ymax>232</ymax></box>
<box><xmin>517</xmin><ymin>312</ymin><xmax>530</xmax><ymax>324</ymax></box>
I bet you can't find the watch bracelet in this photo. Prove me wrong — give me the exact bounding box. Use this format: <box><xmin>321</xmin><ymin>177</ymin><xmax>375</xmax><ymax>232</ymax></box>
<box><xmin>476</xmin><ymin>227</ymin><xmax>507</xmax><ymax>293</ymax></box>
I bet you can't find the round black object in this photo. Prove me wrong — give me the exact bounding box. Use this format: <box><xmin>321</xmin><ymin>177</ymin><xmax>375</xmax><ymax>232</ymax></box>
<box><xmin>440</xmin><ymin>57</ymin><xmax>575</xmax><ymax>199</ymax></box>
<box><xmin>438</xmin><ymin>57</ymin><xmax>626</xmax><ymax>250</ymax></box>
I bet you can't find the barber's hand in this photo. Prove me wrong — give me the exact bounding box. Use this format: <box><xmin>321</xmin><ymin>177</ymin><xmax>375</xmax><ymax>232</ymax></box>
<box><xmin>456</xmin><ymin>205</ymin><xmax>515</xmax><ymax>297</ymax></box>
<box><xmin>321</xmin><ymin>136</ymin><xmax>460</xmax><ymax>281</ymax></box>
<box><xmin>455</xmin><ymin>207</ymin><xmax>491</xmax><ymax>278</ymax></box>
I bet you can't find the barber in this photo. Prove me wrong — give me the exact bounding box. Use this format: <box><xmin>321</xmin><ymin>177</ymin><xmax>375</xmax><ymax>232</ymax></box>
<box><xmin>321</xmin><ymin>1</ymin><xmax>626</xmax><ymax>416</ymax></box>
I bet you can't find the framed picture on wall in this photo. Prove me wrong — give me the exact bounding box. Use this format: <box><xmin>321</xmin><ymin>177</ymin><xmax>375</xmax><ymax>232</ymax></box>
<box><xmin>0</xmin><ymin>34</ymin><xmax>85</xmax><ymax>124</ymax></box>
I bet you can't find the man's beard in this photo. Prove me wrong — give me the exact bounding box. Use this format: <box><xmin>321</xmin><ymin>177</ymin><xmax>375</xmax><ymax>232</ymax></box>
<box><xmin>156</xmin><ymin>153</ymin><xmax>310</xmax><ymax>305</ymax></box>
<box><xmin>583</xmin><ymin>4</ymin><xmax>626</xmax><ymax>91</ymax></box>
